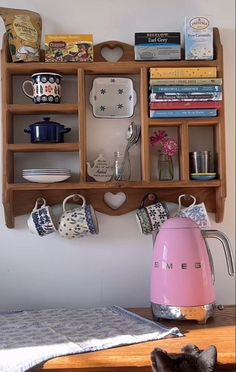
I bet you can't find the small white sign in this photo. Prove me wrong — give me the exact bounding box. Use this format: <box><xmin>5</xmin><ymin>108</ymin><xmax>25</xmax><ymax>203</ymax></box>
<box><xmin>87</xmin><ymin>154</ymin><xmax>113</xmax><ymax>182</ymax></box>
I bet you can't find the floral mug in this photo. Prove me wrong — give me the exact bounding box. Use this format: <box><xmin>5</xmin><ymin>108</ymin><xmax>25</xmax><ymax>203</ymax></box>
<box><xmin>27</xmin><ymin>197</ymin><xmax>57</xmax><ymax>237</ymax></box>
<box><xmin>58</xmin><ymin>194</ymin><xmax>99</xmax><ymax>239</ymax></box>
<box><xmin>22</xmin><ymin>72</ymin><xmax>62</xmax><ymax>103</ymax></box>
<box><xmin>136</xmin><ymin>193</ymin><xmax>169</xmax><ymax>235</ymax></box>
<box><xmin>175</xmin><ymin>194</ymin><xmax>211</xmax><ymax>228</ymax></box>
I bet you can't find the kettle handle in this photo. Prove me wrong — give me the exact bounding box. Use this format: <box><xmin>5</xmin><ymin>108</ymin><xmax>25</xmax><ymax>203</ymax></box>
<box><xmin>202</xmin><ymin>230</ymin><xmax>235</xmax><ymax>276</ymax></box>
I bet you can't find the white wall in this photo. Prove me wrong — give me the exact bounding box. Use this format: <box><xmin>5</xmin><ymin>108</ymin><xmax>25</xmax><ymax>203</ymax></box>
<box><xmin>0</xmin><ymin>0</ymin><xmax>235</xmax><ymax>311</ymax></box>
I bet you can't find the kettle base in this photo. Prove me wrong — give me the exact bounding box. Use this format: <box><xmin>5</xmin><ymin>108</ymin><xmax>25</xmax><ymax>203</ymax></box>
<box><xmin>151</xmin><ymin>303</ymin><xmax>216</xmax><ymax>324</ymax></box>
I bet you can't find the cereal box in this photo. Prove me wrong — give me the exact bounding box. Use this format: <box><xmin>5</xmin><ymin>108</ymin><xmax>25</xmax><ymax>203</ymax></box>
<box><xmin>185</xmin><ymin>16</ymin><xmax>213</xmax><ymax>60</ymax></box>
<box><xmin>45</xmin><ymin>34</ymin><xmax>93</xmax><ymax>62</ymax></box>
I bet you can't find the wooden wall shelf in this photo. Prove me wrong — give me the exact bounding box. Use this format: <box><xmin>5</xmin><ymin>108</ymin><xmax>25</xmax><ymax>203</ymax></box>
<box><xmin>1</xmin><ymin>29</ymin><xmax>226</xmax><ymax>228</ymax></box>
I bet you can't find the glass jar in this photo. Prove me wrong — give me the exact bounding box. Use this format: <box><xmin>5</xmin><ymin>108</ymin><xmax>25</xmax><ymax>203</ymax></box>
<box><xmin>113</xmin><ymin>151</ymin><xmax>131</xmax><ymax>181</ymax></box>
<box><xmin>158</xmin><ymin>152</ymin><xmax>174</xmax><ymax>181</ymax></box>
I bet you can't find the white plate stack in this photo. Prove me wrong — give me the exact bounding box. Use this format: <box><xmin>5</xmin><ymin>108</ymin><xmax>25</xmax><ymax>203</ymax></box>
<box><xmin>22</xmin><ymin>169</ymin><xmax>71</xmax><ymax>183</ymax></box>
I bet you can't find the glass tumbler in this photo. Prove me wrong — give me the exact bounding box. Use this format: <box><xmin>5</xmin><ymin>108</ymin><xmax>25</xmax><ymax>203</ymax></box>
<box><xmin>113</xmin><ymin>151</ymin><xmax>131</xmax><ymax>181</ymax></box>
<box><xmin>189</xmin><ymin>151</ymin><xmax>211</xmax><ymax>173</ymax></box>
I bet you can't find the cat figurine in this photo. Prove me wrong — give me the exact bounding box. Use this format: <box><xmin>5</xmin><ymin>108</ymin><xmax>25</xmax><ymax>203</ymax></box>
<box><xmin>151</xmin><ymin>344</ymin><xmax>217</xmax><ymax>372</ymax></box>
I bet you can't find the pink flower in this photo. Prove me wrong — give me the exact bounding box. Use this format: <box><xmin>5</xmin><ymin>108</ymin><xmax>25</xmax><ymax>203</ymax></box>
<box><xmin>150</xmin><ymin>130</ymin><xmax>167</xmax><ymax>146</ymax></box>
<box><xmin>150</xmin><ymin>130</ymin><xmax>178</xmax><ymax>157</ymax></box>
<box><xmin>162</xmin><ymin>138</ymin><xmax>178</xmax><ymax>156</ymax></box>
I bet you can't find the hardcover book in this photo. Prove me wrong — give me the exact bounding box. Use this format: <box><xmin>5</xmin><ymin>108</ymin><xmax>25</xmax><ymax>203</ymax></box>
<box><xmin>150</xmin><ymin>101</ymin><xmax>222</xmax><ymax>110</ymax></box>
<box><xmin>150</xmin><ymin>67</ymin><xmax>217</xmax><ymax>79</ymax></box>
<box><xmin>150</xmin><ymin>92</ymin><xmax>222</xmax><ymax>102</ymax></box>
<box><xmin>150</xmin><ymin>109</ymin><xmax>217</xmax><ymax>118</ymax></box>
<box><xmin>151</xmin><ymin>85</ymin><xmax>222</xmax><ymax>93</ymax></box>
<box><xmin>149</xmin><ymin>78</ymin><xmax>222</xmax><ymax>86</ymax></box>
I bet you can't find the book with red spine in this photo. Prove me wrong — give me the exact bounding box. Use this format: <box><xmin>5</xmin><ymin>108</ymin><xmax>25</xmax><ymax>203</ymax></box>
<box><xmin>150</xmin><ymin>101</ymin><xmax>222</xmax><ymax>110</ymax></box>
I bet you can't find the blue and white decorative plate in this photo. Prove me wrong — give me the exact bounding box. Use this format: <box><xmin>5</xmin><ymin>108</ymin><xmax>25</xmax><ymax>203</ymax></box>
<box><xmin>89</xmin><ymin>77</ymin><xmax>137</xmax><ymax>118</ymax></box>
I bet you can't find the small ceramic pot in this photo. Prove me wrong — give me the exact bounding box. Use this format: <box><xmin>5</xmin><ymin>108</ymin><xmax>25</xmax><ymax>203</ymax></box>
<box><xmin>24</xmin><ymin>117</ymin><xmax>71</xmax><ymax>143</ymax></box>
<box><xmin>58</xmin><ymin>194</ymin><xmax>99</xmax><ymax>239</ymax></box>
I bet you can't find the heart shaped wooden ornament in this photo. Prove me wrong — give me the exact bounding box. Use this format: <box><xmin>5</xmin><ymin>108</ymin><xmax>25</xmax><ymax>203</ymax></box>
<box><xmin>101</xmin><ymin>46</ymin><xmax>124</xmax><ymax>62</ymax></box>
<box><xmin>104</xmin><ymin>192</ymin><xmax>127</xmax><ymax>209</ymax></box>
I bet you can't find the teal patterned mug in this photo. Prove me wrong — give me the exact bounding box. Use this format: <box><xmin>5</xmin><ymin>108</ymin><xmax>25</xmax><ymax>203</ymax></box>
<box><xmin>136</xmin><ymin>193</ymin><xmax>169</xmax><ymax>235</ymax></box>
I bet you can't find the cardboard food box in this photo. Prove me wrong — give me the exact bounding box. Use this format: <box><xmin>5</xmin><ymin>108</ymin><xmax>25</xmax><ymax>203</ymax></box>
<box><xmin>135</xmin><ymin>32</ymin><xmax>181</xmax><ymax>60</ymax></box>
<box><xmin>184</xmin><ymin>16</ymin><xmax>213</xmax><ymax>60</ymax></box>
<box><xmin>45</xmin><ymin>34</ymin><xmax>93</xmax><ymax>62</ymax></box>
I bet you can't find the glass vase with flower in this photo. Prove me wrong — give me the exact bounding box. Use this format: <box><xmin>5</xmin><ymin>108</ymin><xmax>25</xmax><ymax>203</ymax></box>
<box><xmin>150</xmin><ymin>130</ymin><xmax>178</xmax><ymax>181</ymax></box>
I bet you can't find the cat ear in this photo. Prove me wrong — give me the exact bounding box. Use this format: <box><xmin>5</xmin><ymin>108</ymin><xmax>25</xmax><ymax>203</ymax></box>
<box><xmin>198</xmin><ymin>345</ymin><xmax>217</xmax><ymax>372</ymax></box>
<box><xmin>151</xmin><ymin>348</ymin><xmax>173</xmax><ymax>372</ymax></box>
<box><xmin>182</xmin><ymin>343</ymin><xmax>201</xmax><ymax>357</ymax></box>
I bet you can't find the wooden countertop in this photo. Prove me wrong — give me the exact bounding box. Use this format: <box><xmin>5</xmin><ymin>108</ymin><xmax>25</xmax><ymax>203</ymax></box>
<box><xmin>32</xmin><ymin>306</ymin><xmax>236</xmax><ymax>371</ymax></box>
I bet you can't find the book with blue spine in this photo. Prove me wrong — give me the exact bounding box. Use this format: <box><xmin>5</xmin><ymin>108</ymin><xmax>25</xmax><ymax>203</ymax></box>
<box><xmin>150</xmin><ymin>109</ymin><xmax>217</xmax><ymax>118</ymax></box>
<box><xmin>150</xmin><ymin>92</ymin><xmax>222</xmax><ymax>102</ymax></box>
<box><xmin>151</xmin><ymin>85</ymin><xmax>222</xmax><ymax>93</ymax></box>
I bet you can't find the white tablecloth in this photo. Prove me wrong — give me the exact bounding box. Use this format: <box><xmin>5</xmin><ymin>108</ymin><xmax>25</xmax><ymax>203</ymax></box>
<box><xmin>0</xmin><ymin>306</ymin><xmax>182</xmax><ymax>372</ymax></box>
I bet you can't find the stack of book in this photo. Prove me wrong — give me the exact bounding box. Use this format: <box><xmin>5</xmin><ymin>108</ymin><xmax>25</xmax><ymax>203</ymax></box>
<box><xmin>149</xmin><ymin>67</ymin><xmax>222</xmax><ymax>118</ymax></box>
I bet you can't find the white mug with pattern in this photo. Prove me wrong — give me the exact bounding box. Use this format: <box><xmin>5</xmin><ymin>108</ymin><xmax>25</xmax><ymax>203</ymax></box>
<box><xmin>136</xmin><ymin>193</ymin><xmax>169</xmax><ymax>235</ymax></box>
<box><xmin>176</xmin><ymin>194</ymin><xmax>211</xmax><ymax>228</ymax></box>
<box><xmin>58</xmin><ymin>194</ymin><xmax>99</xmax><ymax>239</ymax></box>
<box><xmin>27</xmin><ymin>197</ymin><xmax>57</xmax><ymax>237</ymax></box>
<box><xmin>22</xmin><ymin>72</ymin><xmax>62</xmax><ymax>104</ymax></box>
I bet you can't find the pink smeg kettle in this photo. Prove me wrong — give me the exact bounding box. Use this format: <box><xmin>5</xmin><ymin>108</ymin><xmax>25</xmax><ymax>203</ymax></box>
<box><xmin>150</xmin><ymin>217</ymin><xmax>235</xmax><ymax>324</ymax></box>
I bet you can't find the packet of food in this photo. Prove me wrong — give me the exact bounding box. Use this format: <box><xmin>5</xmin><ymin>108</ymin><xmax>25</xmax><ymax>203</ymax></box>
<box><xmin>0</xmin><ymin>7</ymin><xmax>42</xmax><ymax>62</ymax></box>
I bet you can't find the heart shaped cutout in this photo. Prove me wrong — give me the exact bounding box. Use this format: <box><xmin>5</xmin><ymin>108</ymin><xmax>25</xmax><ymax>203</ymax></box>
<box><xmin>101</xmin><ymin>46</ymin><xmax>124</xmax><ymax>62</ymax></box>
<box><xmin>104</xmin><ymin>191</ymin><xmax>127</xmax><ymax>209</ymax></box>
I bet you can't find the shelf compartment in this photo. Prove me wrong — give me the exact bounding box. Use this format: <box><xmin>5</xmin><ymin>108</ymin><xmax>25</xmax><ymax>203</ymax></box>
<box><xmin>11</xmin><ymin>74</ymin><xmax>79</xmax><ymax>104</ymax></box>
<box><xmin>13</xmin><ymin>152</ymin><xmax>80</xmax><ymax>184</ymax></box>
<box><xmin>11</xmin><ymin>113</ymin><xmax>79</xmax><ymax>144</ymax></box>
<box><xmin>189</xmin><ymin>125</ymin><xmax>218</xmax><ymax>176</ymax></box>
<box><xmin>149</xmin><ymin>126</ymin><xmax>180</xmax><ymax>181</ymax></box>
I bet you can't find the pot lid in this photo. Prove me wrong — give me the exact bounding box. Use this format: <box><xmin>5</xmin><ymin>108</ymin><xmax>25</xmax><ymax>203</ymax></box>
<box><xmin>29</xmin><ymin>117</ymin><xmax>64</xmax><ymax>127</ymax></box>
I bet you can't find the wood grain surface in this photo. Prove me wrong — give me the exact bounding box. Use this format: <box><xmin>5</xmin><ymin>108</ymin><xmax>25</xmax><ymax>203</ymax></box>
<box><xmin>31</xmin><ymin>306</ymin><xmax>236</xmax><ymax>371</ymax></box>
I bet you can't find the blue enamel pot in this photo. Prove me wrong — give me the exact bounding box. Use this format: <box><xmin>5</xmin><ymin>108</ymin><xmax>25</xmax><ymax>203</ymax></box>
<box><xmin>24</xmin><ymin>117</ymin><xmax>71</xmax><ymax>143</ymax></box>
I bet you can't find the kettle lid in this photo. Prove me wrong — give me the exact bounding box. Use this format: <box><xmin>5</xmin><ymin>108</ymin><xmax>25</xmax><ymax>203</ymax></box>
<box><xmin>160</xmin><ymin>217</ymin><xmax>199</xmax><ymax>229</ymax></box>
